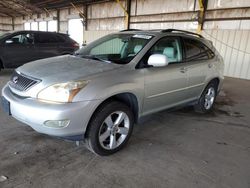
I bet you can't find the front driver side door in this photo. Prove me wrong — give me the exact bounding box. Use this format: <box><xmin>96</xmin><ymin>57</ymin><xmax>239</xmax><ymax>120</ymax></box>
<box><xmin>1</xmin><ymin>32</ymin><xmax>36</xmax><ymax>68</ymax></box>
<box><xmin>141</xmin><ymin>37</ymin><xmax>189</xmax><ymax>115</ymax></box>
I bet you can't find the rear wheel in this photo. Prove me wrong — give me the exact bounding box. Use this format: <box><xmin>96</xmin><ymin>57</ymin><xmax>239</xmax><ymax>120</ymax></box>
<box><xmin>194</xmin><ymin>81</ymin><xmax>218</xmax><ymax>113</ymax></box>
<box><xmin>86</xmin><ymin>101</ymin><xmax>134</xmax><ymax>156</ymax></box>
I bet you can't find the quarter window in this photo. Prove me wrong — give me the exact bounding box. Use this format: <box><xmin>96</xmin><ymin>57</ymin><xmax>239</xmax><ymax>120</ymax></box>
<box><xmin>183</xmin><ymin>38</ymin><xmax>214</xmax><ymax>61</ymax></box>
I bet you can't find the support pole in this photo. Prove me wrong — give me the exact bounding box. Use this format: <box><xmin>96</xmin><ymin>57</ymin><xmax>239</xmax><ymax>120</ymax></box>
<box><xmin>116</xmin><ymin>0</ymin><xmax>130</xmax><ymax>29</ymax></box>
<box><xmin>57</xmin><ymin>9</ymin><xmax>60</xmax><ymax>32</ymax></box>
<box><xmin>197</xmin><ymin>0</ymin><xmax>207</xmax><ymax>34</ymax></box>
<box><xmin>84</xmin><ymin>5</ymin><xmax>88</xmax><ymax>31</ymax></box>
<box><xmin>11</xmin><ymin>17</ymin><xmax>15</xmax><ymax>31</ymax></box>
<box><xmin>126</xmin><ymin>0</ymin><xmax>131</xmax><ymax>29</ymax></box>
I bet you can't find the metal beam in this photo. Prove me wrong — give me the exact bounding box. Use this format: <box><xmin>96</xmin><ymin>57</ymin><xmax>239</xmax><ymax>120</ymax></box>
<box><xmin>84</xmin><ymin>5</ymin><xmax>88</xmax><ymax>30</ymax></box>
<box><xmin>70</xmin><ymin>2</ymin><xmax>86</xmax><ymax>19</ymax></box>
<box><xmin>0</xmin><ymin>7</ymin><xmax>23</xmax><ymax>17</ymax></box>
<box><xmin>12</xmin><ymin>17</ymin><xmax>15</xmax><ymax>31</ymax></box>
<box><xmin>0</xmin><ymin>1</ymin><xmax>31</xmax><ymax>16</ymax></box>
<box><xmin>44</xmin><ymin>8</ymin><xmax>52</xmax><ymax>17</ymax></box>
<box><xmin>197</xmin><ymin>0</ymin><xmax>207</xmax><ymax>33</ymax></box>
<box><xmin>126</xmin><ymin>0</ymin><xmax>131</xmax><ymax>29</ymax></box>
<box><xmin>115</xmin><ymin>0</ymin><xmax>130</xmax><ymax>29</ymax></box>
<box><xmin>57</xmin><ymin>9</ymin><xmax>60</xmax><ymax>32</ymax></box>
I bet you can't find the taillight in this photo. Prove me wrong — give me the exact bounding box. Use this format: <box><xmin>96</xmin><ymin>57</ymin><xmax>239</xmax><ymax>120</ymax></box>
<box><xmin>72</xmin><ymin>42</ymin><xmax>79</xmax><ymax>48</ymax></box>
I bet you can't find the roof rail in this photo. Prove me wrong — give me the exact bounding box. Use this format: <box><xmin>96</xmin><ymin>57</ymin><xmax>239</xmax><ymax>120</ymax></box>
<box><xmin>161</xmin><ymin>29</ymin><xmax>204</xmax><ymax>38</ymax></box>
<box><xmin>120</xmin><ymin>29</ymin><xmax>142</xmax><ymax>32</ymax></box>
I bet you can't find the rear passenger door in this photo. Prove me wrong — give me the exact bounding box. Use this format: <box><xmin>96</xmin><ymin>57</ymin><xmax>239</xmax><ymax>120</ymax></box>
<box><xmin>142</xmin><ymin>37</ymin><xmax>189</xmax><ymax>115</ymax></box>
<box><xmin>182</xmin><ymin>37</ymin><xmax>215</xmax><ymax>99</ymax></box>
<box><xmin>34</xmin><ymin>33</ymin><xmax>61</xmax><ymax>59</ymax></box>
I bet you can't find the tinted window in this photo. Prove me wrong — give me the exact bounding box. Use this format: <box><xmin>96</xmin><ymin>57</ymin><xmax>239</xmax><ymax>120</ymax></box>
<box><xmin>56</xmin><ymin>34</ymin><xmax>66</xmax><ymax>43</ymax></box>
<box><xmin>35</xmin><ymin>33</ymin><xmax>63</xmax><ymax>43</ymax></box>
<box><xmin>5</xmin><ymin>33</ymin><xmax>34</xmax><ymax>45</ymax></box>
<box><xmin>183</xmin><ymin>38</ymin><xmax>214</xmax><ymax>61</ymax></box>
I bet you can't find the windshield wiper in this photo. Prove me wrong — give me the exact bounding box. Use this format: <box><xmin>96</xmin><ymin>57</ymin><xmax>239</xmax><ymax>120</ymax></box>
<box><xmin>78</xmin><ymin>55</ymin><xmax>112</xmax><ymax>63</ymax></box>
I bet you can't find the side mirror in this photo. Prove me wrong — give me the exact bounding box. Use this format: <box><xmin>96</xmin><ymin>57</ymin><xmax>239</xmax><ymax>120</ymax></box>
<box><xmin>148</xmin><ymin>54</ymin><xmax>169</xmax><ymax>67</ymax></box>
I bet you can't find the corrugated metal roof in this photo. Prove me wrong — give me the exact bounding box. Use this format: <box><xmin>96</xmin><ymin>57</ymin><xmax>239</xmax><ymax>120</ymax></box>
<box><xmin>0</xmin><ymin>0</ymin><xmax>111</xmax><ymax>17</ymax></box>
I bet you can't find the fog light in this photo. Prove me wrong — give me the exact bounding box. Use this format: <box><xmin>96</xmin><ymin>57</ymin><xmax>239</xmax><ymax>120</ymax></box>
<box><xmin>43</xmin><ymin>120</ymin><xmax>70</xmax><ymax>128</ymax></box>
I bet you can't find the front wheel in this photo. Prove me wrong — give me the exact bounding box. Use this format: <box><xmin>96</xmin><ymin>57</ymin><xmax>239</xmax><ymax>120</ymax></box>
<box><xmin>194</xmin><ymin>82</ymin><xmax>218</xmax><ymax>113</ymax></box>
<box><xmin>86</xmin><ymin>101</ymin><xmax>134</xmax><ymax>156</ymax></box>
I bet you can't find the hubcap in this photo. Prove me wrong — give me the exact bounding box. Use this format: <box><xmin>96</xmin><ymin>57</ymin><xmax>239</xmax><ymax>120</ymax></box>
<box><xmin>204</xmin><ymin>87</ymin><xmax>215</xmax><ymax>110</ymax></box>
<box><xmin>98</xmin><ymin>111</ymin><xmax>130</xmax><ymax>150</ymax></box>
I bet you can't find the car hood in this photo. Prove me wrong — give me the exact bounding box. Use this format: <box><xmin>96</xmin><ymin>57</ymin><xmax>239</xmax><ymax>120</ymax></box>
<box><xmin>17</xmin><ymin>55</ymin><xmax>122</xmax><ymax>83</ymax></box>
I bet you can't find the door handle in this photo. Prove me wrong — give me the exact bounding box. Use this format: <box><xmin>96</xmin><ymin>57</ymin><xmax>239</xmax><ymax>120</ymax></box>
<box><xmin>180</xmin><ymin>67</ymin><xmax>188</xmax><ymax>73</ymax></box>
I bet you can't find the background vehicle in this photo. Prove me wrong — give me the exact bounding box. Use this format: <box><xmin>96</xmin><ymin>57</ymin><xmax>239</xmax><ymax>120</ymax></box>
<box><xmin>0</xmin><ymin>31</ymin><xmax>79</xmax><ymax>70</ymax></box>
<box><xmin>1</xmin><ymin>29</ymin><xmax>224</xmax><ymax>156</ymax></box>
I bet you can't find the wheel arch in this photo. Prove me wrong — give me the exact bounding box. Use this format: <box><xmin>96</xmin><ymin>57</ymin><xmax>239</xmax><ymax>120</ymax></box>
<box><xmin>197</xmin><ymin>77</ymin><xmax>221</xmax><ymax>100</ymax></box>
<box><xmin>205</xmin><ymin>77</ymin><xmax>221</xmax><ymax>92</ymax></box>
<box><xmin>209</xmin><ymin>77</ymin><xmax>220</xmax><ymax>87</ymax></box>
<box><xmin>84</xmin><ymin>92</ymin><xmax>139</xmax><ymax>137</ymax></box>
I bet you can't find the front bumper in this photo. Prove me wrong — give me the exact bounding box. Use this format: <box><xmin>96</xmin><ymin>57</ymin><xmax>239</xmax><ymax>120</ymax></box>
<box><xmin>1</xmin><ymin>84</ymin><xmax>100</xmax><ymax>138</ymax></box>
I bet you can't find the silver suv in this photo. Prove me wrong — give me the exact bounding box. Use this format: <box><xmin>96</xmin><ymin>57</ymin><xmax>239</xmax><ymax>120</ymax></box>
<box><xmin>1</xmin><ymin>29</ymin><xmax>224</xmax><ymax>155</ymax></box>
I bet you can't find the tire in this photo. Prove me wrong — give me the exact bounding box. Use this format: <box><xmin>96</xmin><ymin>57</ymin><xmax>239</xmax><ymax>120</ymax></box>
<box><xmin>86</xmin><ymin>101</ymin><xmax>134</xmax><ymax>156</ymax></box>
<box><xmin>194</xmin><ymin>81</ymin><xmax>218</xmax><ymax>113</ymax></box>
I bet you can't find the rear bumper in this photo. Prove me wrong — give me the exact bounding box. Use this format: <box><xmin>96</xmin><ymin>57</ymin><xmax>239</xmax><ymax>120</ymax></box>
<box><xmin>2</xmin><ymin>84</ymin><xmax>100</xmax><ymax>138</ymax></box>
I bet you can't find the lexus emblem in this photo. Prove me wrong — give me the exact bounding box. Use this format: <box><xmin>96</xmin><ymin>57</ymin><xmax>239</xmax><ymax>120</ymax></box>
<box><xmin>13</xmin><ymin>76</ymin><xmax>18</xmax><ymax>84</ymax></box>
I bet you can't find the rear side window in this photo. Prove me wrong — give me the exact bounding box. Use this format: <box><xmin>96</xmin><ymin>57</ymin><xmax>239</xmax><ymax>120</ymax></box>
<box><xmin>35</xmin><ymin>33</ymin><xmax>64</xmax><ymax>44</ymax></box>
<box><xmin>183</xmin><ymin>38</ymin><xmax>214</xmax><ymax>61</ymax></box>
<box><xmin>56</xmin><ymin>34</ymin><xmax>66</xmax><ymax>43</ymax></box>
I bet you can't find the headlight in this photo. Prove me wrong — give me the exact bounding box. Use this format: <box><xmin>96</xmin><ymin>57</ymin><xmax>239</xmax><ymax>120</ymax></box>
<box><xmin>37</xmin><ymin>81</ymin><xmax>89</xmax><ymax>103</ymax></box>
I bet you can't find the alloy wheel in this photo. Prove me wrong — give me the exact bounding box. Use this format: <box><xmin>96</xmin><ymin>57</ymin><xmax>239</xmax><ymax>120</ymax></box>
<box><xmin>204</xmin><ymin>87</ymin><xmax>215</xmax><ymax>110</ymax></box>
<box><xmin>98</xmin><ymin>111</ymin><xmax>130</xmax><ymax>150</ymax></box>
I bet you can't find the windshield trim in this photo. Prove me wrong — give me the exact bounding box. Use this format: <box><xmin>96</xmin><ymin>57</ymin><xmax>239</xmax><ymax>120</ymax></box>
<box><xmin>0</xmin><ymin>32</ymin><xmax>11</xmax><ymax>40</ymax></box>
<box><xmin>76</xmin><ymin>33</ymin><xmax>154</xmax><ymax>65</ymax></box>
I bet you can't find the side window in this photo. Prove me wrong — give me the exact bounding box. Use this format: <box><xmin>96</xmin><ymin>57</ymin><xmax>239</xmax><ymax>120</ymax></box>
<box><xmin>5</xmin><ymin>33</ymin><xmax>34</xmax><ymax>45</ymax></box>
<box><xmin>183</xmin><ymin>38</ymin><xmax>214</xmax><ymax>61</ymax></box>
<box><xmin>56</xmin><ymin>35</ymin><xmax>66</xmax><ymax>43</ymax></box>
<box><xmin>149</xmin><ymin>37</ymin><xmax>182</xmax><ymax>64</ymax></box>
<box><xmin>35</xmin><ymin>33</ymin><xmax>60</xmax><ymax>44</ymax></box>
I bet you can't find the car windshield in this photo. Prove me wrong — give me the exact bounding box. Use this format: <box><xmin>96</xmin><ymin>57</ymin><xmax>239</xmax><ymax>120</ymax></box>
<box><xmin>75</xmin><ymin>33</ymin><xmax>153</xmax><ymax>64</ymax></box>
<box><xmin>0</xmin><ymin>32</ymin><xmax>10</xmax><ymax>40</ymax></box>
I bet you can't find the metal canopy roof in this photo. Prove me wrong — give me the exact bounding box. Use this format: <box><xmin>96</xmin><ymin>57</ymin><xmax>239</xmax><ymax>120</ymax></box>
<box><xmin>0</xmin><ymin>0</ymin><xmax>111</xmax><ymax>17</ymax></box>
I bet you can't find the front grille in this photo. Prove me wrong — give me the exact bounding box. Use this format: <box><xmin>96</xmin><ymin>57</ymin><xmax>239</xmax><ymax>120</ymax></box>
<box><xmin>9</xmin><ymin>71</ymin><xmax>40</xmax><ymax>91</ymax></box>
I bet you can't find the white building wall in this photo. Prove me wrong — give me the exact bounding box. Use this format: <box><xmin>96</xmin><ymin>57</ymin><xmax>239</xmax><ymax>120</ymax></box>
<box><xmin>202</xmin><ymin>30</ymin><xmax>250</xmax><ymax>80</ymax></box>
